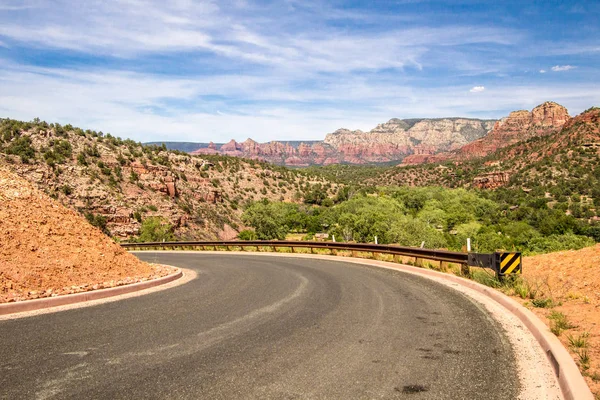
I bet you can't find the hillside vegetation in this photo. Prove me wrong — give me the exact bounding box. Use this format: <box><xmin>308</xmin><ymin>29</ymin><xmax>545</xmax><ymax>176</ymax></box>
<box><xmin>241</xmin><ymin>186</ymin><xmax>595</xmax><ymax>255</ymax></box>
<box><xmin>0</xmin><ymin>118</ymin><xmax>340</xmax><ymax>242</ymax></box>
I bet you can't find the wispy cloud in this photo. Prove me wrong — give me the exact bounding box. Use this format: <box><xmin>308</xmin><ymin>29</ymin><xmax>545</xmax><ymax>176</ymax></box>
<box><xmin>551</xmin><ymin>65</ymin><xmax>576</xmax><ymax>72</ymax></box>
<box><xmin>0</xmin><ymin>0</ymin><xmax>598</xmax><ymax>142</ymax></box>
<box><xmin>539</xmin><ymin>69</ymin><xmax>546</xmax><ymax>73</ymax></box>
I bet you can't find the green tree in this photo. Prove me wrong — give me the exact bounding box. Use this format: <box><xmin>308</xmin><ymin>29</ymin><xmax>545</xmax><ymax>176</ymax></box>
<box><xmin>242</xmin><ymin>201</ymin><xmax>290</xmax><ymax>240</ymax></box>
<box><xmin>138</xmin><ymin>217</ymin><xmax>174</xmax><ymax>242</ymax></box>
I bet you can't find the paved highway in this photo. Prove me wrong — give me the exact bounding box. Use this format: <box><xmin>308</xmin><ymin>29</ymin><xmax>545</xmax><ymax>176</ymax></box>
<box><xmin>0</xmin><ymin>253</ymin><xmax>519</xmax><ymax>399</ymax></box>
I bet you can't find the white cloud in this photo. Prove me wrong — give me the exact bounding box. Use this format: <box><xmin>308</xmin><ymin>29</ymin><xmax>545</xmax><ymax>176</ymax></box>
<box><xmin>1</xmin><ymin>61</ymin><xmax>597</xmax><ymax>143</ymax></box>
<box><xmin>551</xmin><ymin>65</ymin><xmax>576</xmax><ymax>72</ymax></box>
<box><xmin>539</xmin><ymin>69</ymin><xmax>546</xmax><ymax>73</ymax></box>
<box><xmin>470</xmin><ymin>86</ymin><xmax>485</xmax><ymax>93</ymax></box>
<box><xmin>0</xmin><ymin>0</ymin><xmax>520</xmax><ymax>75</ymax></box>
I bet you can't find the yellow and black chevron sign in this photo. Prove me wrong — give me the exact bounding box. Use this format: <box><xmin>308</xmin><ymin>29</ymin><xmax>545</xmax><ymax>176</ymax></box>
<box><xmin>499</xmin><ymin>252</ymin><xmax>522</xmax><ymax>275</ymax></box>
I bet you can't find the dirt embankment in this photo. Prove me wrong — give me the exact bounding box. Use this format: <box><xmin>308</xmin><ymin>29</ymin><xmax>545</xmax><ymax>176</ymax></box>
<box><xmin>0</xmin><ymin>166</ymin><xmax>167</xmax><ymax>303</ymax></box>
<box><xmin>523</xmin><ymin>245</ymin><xmax>600</xmax><ymax>394</ymax></box>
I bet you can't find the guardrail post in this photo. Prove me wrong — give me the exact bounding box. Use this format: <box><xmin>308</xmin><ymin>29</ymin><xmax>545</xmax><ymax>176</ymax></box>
<box><xmin>352</xmin><ymin>250</ymin><xmax>358</xmax><ymax>258</ymax></box>
<box><xmin>461</xmin><ymin>263</ymin><xmax>470</xmax><ymax>277</ymax></box>
<box><xmin>415</xmin><ymin>257</ymin><xmax>423</xmax><ymax>267</ymax></box>
<box><xmin>310</xmin><ymin>247</ymin><xmax>315</xmax><ymax>254</ymax></box>
<box><xmin>393</xmin><ymin>254</ymin><xmax>400</xmax><ymax>263</ymax></box>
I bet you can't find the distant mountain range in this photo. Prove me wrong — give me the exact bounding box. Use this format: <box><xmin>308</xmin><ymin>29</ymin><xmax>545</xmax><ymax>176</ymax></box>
<box><xmin>148</xmin><ymin>117</ymin><xmax>496</xmax><ymax>166</ymax></box>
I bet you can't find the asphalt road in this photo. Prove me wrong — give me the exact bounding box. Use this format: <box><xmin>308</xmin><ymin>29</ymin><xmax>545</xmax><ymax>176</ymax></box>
<box><xmin>0</xmin><ymin>253</ymin><xmax>519</xmax><ymax>399</ymax></box>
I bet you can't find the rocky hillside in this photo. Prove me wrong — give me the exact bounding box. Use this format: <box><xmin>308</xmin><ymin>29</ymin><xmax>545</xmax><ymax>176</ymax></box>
<box><xmin>376</xmin><ymin>106</ymin><xmax>600</xmax><ymax>193</ymax></box>
<box><xmin>0</xmin><ymin>119</ymin><xmax>340</xmax><ymax>241</ymax></box>
<box><xmin>0</xmin><ymin>166</ymin><xmax>163</xmax><ymax>303</ymax></box>
<box><xmin>402</xmin><ymin>102</ymin><xmax>570</xmax><ymax>165</ymax></box>
<box><xmin>190</xmin><ymin>117</ymin><xmax>495</xmax><ymax>166</ymax></box>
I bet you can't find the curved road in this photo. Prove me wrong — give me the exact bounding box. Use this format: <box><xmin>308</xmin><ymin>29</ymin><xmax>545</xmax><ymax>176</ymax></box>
<box><xmin>0</xmin><ymin>253</ymin><xmax>518</xmax><ymax>399</ymax></box>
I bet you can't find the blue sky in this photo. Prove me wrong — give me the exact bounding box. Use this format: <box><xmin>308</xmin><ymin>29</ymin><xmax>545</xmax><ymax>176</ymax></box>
<box><xmin>0</xmin><ymin>0</ymin><xmax>598</xmax><ymax>143</ymax></box>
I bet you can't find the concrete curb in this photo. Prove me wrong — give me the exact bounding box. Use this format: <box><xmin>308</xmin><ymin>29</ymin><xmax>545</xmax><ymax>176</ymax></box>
<box><xmin>0</xmin><ymin>268</ymin><xmax>182</xmax><ymax>316</ymax></box>
<box><xmin>136</xmin><ymin>250</ymin><xmax>593</xmax><ymax>400</ymax></box>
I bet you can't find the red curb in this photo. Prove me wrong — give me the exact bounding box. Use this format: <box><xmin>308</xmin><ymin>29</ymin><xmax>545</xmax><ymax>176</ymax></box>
<box><xmin>0</xmin><ymin>268</ymin><xmax>182</xmax><ymax>316</ymax></box>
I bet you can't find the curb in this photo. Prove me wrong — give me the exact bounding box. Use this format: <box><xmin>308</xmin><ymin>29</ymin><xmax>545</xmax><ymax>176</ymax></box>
<box><xmin>134</xmin><ymin>250</ymin><xmax>593</xmax><ymax>400</ymax></box>
<box><xmin>0</xmin><ymin>268</ymin><xmax>183</xmax><ymax>316</ymax></box>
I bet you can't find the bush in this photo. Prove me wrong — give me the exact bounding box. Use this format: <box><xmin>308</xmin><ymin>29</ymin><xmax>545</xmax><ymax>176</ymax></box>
<box><xmin>77</xmin><ymin>152</ymin><xmax>88</xmax><ymax>166</ymax></box>
<box><xmin>137</xmin><ymin>217</ymin><xmax>174</xmax><ymax>242</ymax></box>
<box><xmin>61</xmin><ymin>185</ymin><xmax>73</xmax><ymax>196</ymax></box>
<box><xmin>84</xmin><ymin>212</ymin><xmax>109</xmax><ymax>235</ymax></box>
<box><xmin>5</xmin><ymin>136</ymin><xmax>35</xmax><ymax>163</ymax></box>
<box><xmin>241</xmin><ymin>201</ymin><xmax>290</xmax><ymax>240</ymax></box>
<box><xmin>238</xmin><ymin>229</ymin><xmax>258</xmax><ymax>240</ymax></box>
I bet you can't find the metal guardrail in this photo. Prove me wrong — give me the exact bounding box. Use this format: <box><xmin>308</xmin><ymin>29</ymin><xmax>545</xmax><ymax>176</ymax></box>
<box><xmin>121</xmin><ymin>240</ymin><xmax>522</xmax><ymax>278</ymax></box>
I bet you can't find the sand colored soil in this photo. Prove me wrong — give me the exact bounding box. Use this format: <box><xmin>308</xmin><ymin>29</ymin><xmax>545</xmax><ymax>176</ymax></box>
<box><xmin>0</xmin><ymin>167</ymin><xmax>166</xmax><ymax>303</ymax></box>
<box><xmin>522</xmin><ymin>245</ymin><xmax>600</xmax><ymax>395</ymax></box>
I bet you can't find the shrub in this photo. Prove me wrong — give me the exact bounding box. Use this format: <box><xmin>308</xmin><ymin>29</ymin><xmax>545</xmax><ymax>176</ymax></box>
<box><xmin>548</xmin><ymin>311</ymin><xmax>576</xmax><ymax>336</ymax></box>
<box><xmin>5</xmin><ymin>136</ymin><xmax>35</xmax><ymax>163</ymax></box>
<box><xmin>77</xmin><ymin>152</ymin><xmax>88</xmax><ymax>166</ymax></box>
<box><xmin>238</xmin><ymin>229</ymin><xmax>258</xmax><ymax>240</ymax></box>
<box><xmin>138</xmin><ymin>217</ymin><xmax>174</xmax><ymax>242</ymax></box>
<box><xmin>84</xmin><ymin>213</ymin><xmax>109</xmax><ymax>235</ymax></box>
<box><xmin>61</xmin><ymin>185</ymin><xmax>73</xmax><ymax>196</ymax></box>
<box><xmin>531</xmin><ymin>298</ymin><xmax>554</xmax><ymax>308</ymax></box>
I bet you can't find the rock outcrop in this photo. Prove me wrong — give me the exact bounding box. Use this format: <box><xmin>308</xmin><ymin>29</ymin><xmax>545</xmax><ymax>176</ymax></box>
<box><xmin>192</xmin><ymin>118</ymin><xmax>496</xmax><ymax>166</ymax></box>
<box><xmin>472</xmin><ymin>172</ymin><xmax>511</xmax><ymax>189</ymax></box>
<box><xmin>458</xmin><ymin>102</ymin><xmax>570</xmax><ymax>159</ymax></box>
<box><xmin>403</xmin><ymin>102</ymin><xmax>571</xmax><ymax>165</ymax></box>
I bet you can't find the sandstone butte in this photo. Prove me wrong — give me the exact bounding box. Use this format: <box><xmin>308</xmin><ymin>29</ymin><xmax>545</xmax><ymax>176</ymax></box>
<box><xmin>402</xmin><ymin>101</ymin><xmax>571</xmax><ymax>165</ymax></box>
<box><xmin>191</xmin><ymin>117</ymin><xmax>496</xmax><ymax>166</ymax></box>
<box><xmin>0</xmin><ymin>166</ymin><xmax>167</xmax><ymax>303</ymax></box>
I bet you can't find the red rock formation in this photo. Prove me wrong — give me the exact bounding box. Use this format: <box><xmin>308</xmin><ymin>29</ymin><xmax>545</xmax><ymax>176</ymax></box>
<box><xmin>472</xmin><ymin>172</ymin><xmax>511</xmax><ymax>189</ymax></box>
<box><xmin>403</xmin><ymin>101</ymin><xmax>571</xmax><ymax>165</ymax></box>
<box><xmin>460</xmin><ymin>102</ymin><xmax>569</xmax><ymax>159</ymax></box>
<box><xmin>402</xmin><ymin>153</ymin><xmax>450</xmax><ymax>165</ymax></box>
<box><xmin>191</xmin><ymin>117</ymin><xmax>495</xmax><ymax>166</ymax></box>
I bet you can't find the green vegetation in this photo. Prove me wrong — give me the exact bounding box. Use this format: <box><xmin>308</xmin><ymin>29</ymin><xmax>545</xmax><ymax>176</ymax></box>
<box><xmin>241</xmin><ymin>186</ymin><xmax>596</xmax><ymax>254</ymax></box>
<box><xmin>4</xmin><ymin>136</ymin><xmax>36</xmax><ymax>163</ymax></box>
<box><xmin>568</xmin><ymin>332</ymin><xmax>590</xmax><ymax>349</ymax></box>
<box><xmin>531</xmin><ymin>298</ymin><xmax>554</xmax><ymax>308</ymax></box>
<box><xmin>238</xmin><ymin>229</ymin><xmax>258</xmax><ymax>240</ymax></box>
<box><xmin>84</xmin><ymin>212</ymin><xmax>109</xmax><ymax>235</ymax></box>
<box><xmin>42</xmin><ymin>139</ymin><xmax>72</xmax><ymax>167</ymax></box>
<box><xmin>137</xmin><ymin>217</ymin><xmax>174</xmax><ymax>242</ymax></box>
<box><xmin>548</xmin><ymin>311</ymin><xmax>576</xmax><ymax>336</ymax></box>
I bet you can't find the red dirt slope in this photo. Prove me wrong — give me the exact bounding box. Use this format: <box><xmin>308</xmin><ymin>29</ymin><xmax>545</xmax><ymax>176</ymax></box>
<box><xmin>523</xmin><ymin>245</ymin><xmax>600</xmax><ymax>394</ymax></box>
<box><xmin>0</xmin><ymin>166</ymin><xmax>160</xmax><ymax>303</ymax></box>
